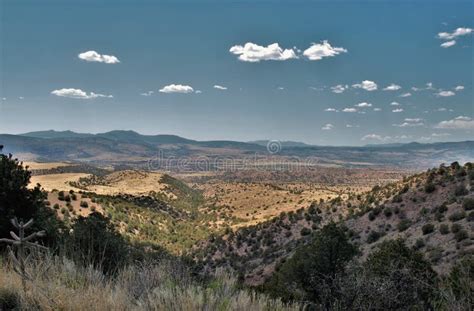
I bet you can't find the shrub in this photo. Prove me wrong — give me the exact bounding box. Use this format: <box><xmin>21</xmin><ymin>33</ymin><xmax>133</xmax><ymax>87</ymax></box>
<box><xmin>462</xmin><ymin>198</ymin><xmax>474</xmax><ymax>211</ymax></box>
<box><xmin>424</xmin><ymin>183</ymin><xmax>436</xmax><ymax>193</ymax></box>
<box><xmin>414</xmin><ymin>238</ymin><xmax>425</xmax><ymax>250</ymax></box>
<box><xmin>451</xmin><ymin>223</ymin><xmax>462</xmax><ymax>233</ymax></box>
<box><xmin>422</xmin><ymin>223</ymin><xmax>435</xmax><ymax>235</ymax></box>
<box><xmin>265</xmin><ymin>223</ymin><xmax>357</xmax><ymax>304</ymax></box>
<box><xmin>449</xmin><ymin>211</ymin><xmax>466</xmax><ymax>222</ymax></box>
<box><xmin>364</xmin><ymin>239</ymin><xmax>437</xmax><ymax>310</ymax></box>
<box><xmin>53</xmin><ymin>203</ymin><xmax>60</xmax><ymax>210</ymax></box>
<box><xmin>454</xmin><ymin>184</ymin><xmax>468</xmax><ymax>196</ymax></box>
<box><xmin>65</xmin><ymin>213</ymin><xmax>130</xmax><ymax>274</ymax></box>
<box><xmin>397</xmin><ymin>219</ymin><xmax>412</xmax><ymax>232</ymax></box>
<box><xmin>439</xmin><ymin>224</ymin><xmax>450</xmax><ymax>234</ymax></box>
<box><xmin>300</xmin><ymin>227</ymin><xmax>311</xmax><ymax>236</ymax></box>
<box><xmin>367</xmin><ymin>231</ymin><xmax>383</xmax><ymax>244</ymax></box>
<box><xmin>454</xmin><ymin>229</ymin><xmax>468</xmax><ymax>242</ymax></box>
<box><xmin>468</xmin><ymin>211</ymin><xmax>474</xmax><ymax>222</ymax></box>
<box><xmin>383</xmin><ymin>207</ymin><xmax>392</xmax><ymax>218</ymax></box>
<box><xmin>80</xmin><ymin>201</ymin><xmax>89</xmax><ymax>208</ymax></box>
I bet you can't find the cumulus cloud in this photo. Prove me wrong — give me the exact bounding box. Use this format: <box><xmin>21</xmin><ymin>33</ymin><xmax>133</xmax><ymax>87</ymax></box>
<box><xmin>440</xmin><ymin>40</ymin><xmax>456</xmax><ymax>48</ymax></box>
<box><xmin>325</xmin><ymin>108</ymin><xmax>338</xmax><ymax>112</ymax></box>
<box><xmin>352</xmin><ymin>80</ymin><xmax>377</xmax><ymax>91</ymax></box>
<box><xmin>303</xmin><ymin>41</ymin><xmax>347</xmax><ymax>61</ymax></box>
<box><xmin>213</xmin><ymin>85</ymin><xmax>228</xmax><ymax>90</ymax></box>
<box><xmin>436</xmin><ymin>90</ymin><xmax>455</xmax><ymax>97</ymax></box>
<box><xmin>229</xmin><ymin>42</ymin><xmax>297</xmax><ymax>62</ymax></box>
<box><xmin>435</xmin><ymin>116</ymin><xmax>474</xmax><ymax>129</ymax></box>
<box><xmin>393</xmin><ymin>120</ymin><xmax>424</xmax><ymax>127</ymax></box>
<box><xmin>195</xmin><ymin>90</ymin><xmax>202</xmax><ymax>94</ymax></box>
<box><xmin>159</xmin><ymin>84</ymin><xmax>194</xmax><ymax>94</ymax></box>
<box><xmin>390</xmin><ymin>102</ymin><xmax>400</xmax><ymax>106</ymax></box>
<box><xmin>330</xmin><ymin>84</ymin><xmax>348</xmax><ymax>94</ymax></box>
<box><xmin>51</xmin><ymin>88</ymin><xmax>113</xmax><ymax>99</ymax></box>
<box><xmin>454</xmin><ymin>85</ymin><xmax>464</xmax><ymax>91</ymax></box>
<box><xmin>392</xmin><ymin>108</ymin><xmax>404</xmax><ymax>113</ymax></box>
<box><xmin>140</xmin><ymin>91</ymin><xmax>154</xmax><ymax>96</ymax></box>
<box><xmin>383</xmin><ymin>84</ymin><xmax>401</xmax><ymax>91</ymax></box>
<box><xmin>373</xmin><ymin>108</ymin><xmax>382</xmax><ymax>111</ymax></box>
<box><xmin>321</xmin><ymin>123</ymin><xmax>334</xmax><ymax>130</ymax></box>
<box><xmin>361</xmin><ymin>134</ymin><xmax>392</xmax><ymax>142</ymax></box>
<box><xmin>343</xmin><ymin>108</ymin><xmax>357</xmax><ymax>112</ymax></box>
<box><xmin>438</xmin><ymin>27</ymin><xmax>473</xmax><ymax>40</ymax></box>
<box><xmin>399</xmin><ymin>92</ymin><xmax>412</xmax><ymax>97</ymax></box>
<box><xmin>78</xmin><ymin>51</ymin><xmax>120</xmax><ymax>64</ymax></box>
<box><xmin>356</xmin><ymin>102</ymin><xmax>372</xmax><ymax>108</ymax></box>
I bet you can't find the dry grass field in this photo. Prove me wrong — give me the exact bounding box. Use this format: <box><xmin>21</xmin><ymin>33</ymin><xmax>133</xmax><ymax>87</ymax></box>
<box><xmin>30</xmin><ymin>173</ymin><xmax>91</xmax><ymax>192</ymax></box>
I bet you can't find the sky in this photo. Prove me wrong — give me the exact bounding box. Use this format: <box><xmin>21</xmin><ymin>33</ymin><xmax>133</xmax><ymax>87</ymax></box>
<box><xmin>0</xmin><ymin>0</ymin><xmax>473</xmax><ymax>146</ymax></box>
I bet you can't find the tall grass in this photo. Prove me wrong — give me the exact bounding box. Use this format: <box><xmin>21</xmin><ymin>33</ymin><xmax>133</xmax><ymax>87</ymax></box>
<box><xmin>0</xmin><ymin>254</ymin><xmax>299</xmax><ymax>311</ymax></box>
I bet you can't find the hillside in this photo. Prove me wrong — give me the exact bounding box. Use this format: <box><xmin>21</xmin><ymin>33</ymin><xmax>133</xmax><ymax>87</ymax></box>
<box><xmin>193</xmin><ymin>162</ymin><xmax>474</xmax><ymax>285</ymax></box>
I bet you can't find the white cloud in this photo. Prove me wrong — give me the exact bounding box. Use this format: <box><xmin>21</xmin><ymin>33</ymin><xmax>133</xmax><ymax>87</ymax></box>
<box><xmin>437</xmin><ymin>107</ymin><xmax>447</xmax><ymax>112</ymax></box>
<box><xmin>343</xmin><ymin>108</ymin><xmax>357</xmax><ymax>112</ymax></box>
<box><xmin>18</xmin><ymin>97</ymin><xmax>24</xmax><ymax>100</ymax></box>
<box><xmin>229</xmin><ymin>42</ymin><xmax>297</xmax><ymax>62</ymax></box>
<box><xmin>325</xmin><ymin>108</ymin><xmax>338</xmax><ymax>112</ymax></box>
<box><xmin>78</xmin><ymin>51</ymin><xmax>120</xmax><ymax>64</ymax></box>
<box><xmin>355</xmin><ymin>102</ymin><xmax>372</xmax><ymax>108</ymax></box>
<box><xmin>383</xmin><ymin>84</ymin><xmax>401</xmax><ymax>91</ymax></box>
<box><xmin>438</xmin><ymin>27</ymin><xmax>473</xmax><ymax>40</ymax></box>
<box><xmin>159</xmin><ymin>84</ymin><xmax>194</xmax><ymax>94</ymax></box>
<box><xmin>277</xmin><ymin>87</ymin><xmax>285</xmax><ymax>90</ymax></box>
<box><xmin>346</xmin><ymin>124</ymin><xmax>359</xmax><ymax>128</ymax></box>
<box><xmin>392</xmin><ymin>108</ymin><xmax>404</xmax><ymax>113</ymax></box>
<box><xmin>435</xmin><ymin>116</ymin><xmax>474</xmax><ymax>129</ymax></box>
<box><xmin>51</xmin><ymin>88</ymin><xmax>113</xmax><ymax>99</ymax></box>
<box><xmin>404</xmin><ymin>118</ymin><xmax>422</xmax><ymax>122</ymax></box>
<box><xmin>390</xmin><ymin>102</ymin><xmax>400</xmax><ymax>106</ymax></box>
<box><xmin>214</xmin><ymin>85</ymin><xmax>228</xmax><ymax>90</ymax></box>
<box><xmin>330</xmin><ymin>84</ymin><xmax>348</xmax><ymax>94</ymax></box>
<box><xmin>373</xmin><ymin>108</ymin><xmax>382</xmax><ymax>111</ymax></box>
<box><xmin>352</xmin><ymin>80</ymin><xmax>377</xmax><ymax>91</ymax></box>
<box><xmin>303</xmin><ymin>40</ymin><xmax>347</xmax><ymax>61</ymax></box>
<box><xmin>399</xmin><ymin>92</ymin><xmax>412</xmax><ymax>97</ymax></box>
<box><xmin>436</xmin><ymin>90</ymin><xmax>455</xmax><ymax>97</ymax></box>
<box><xmin>431</xmin><ymin>133</ymin><xmax>451</xmax><ymax>137</ymax></box>
<box><xmin>140</xmin><ymin>91</ymin><xmax>154</xmax><ymax>96</ymax></box>
<box><xmin>454</xmin><ymin>85</ymin><xmax>464</xmax><ymax>91</ymax></box>
<box><xmin>361</xmin><ymin>134</ymin><xmax>392</xmax><ymax>142</ymax></box>
<box><xmin>195</xmin><ymin>90</ymin><xmax>202</xmax><ymax>94</ymax></box>
<box><xmin>321</xmin><ymin>123</ymin><xmax>334</xmax><ymax>130</ymax></box>
<box><xmin>1</xmin><ymin>98</ymin><xmax>6</xmax><ymax>101</ymax></box>
<box><xmin>440</xmin><ymin>40</ymin><xmax>456</xmax><ymax>48</ymax></box>
<box><xmin>393</xmin><ymin>122</ymin><xmax>424</xmax><ymax>127</ymax></box>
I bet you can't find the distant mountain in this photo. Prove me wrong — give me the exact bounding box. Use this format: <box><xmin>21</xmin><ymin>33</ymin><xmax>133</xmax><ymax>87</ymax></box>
<box><xmin>2</xmin><ymin>130</ymin><xmax>473</xmax><ymax>168</ymax></box>
<box><xmin>250</xmin><ymin>140</ymin><xmax>314</xmax><ymax>148</ymax></box>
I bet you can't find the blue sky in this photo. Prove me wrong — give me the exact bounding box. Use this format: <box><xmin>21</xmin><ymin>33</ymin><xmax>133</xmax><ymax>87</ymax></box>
<box><xmin>0</xmin><ymin>0</ymin><xmax>473</xmax><ymax>146</ymax></box>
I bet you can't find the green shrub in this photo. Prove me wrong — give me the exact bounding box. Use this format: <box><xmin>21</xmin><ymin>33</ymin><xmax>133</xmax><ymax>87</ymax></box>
<box><xmin>454</xmin><ymin>229</ymin><xmax>468</xmax><ymax>242</ymax></box>
<box><xmin>454</xmin><ymin>184</ymin><xmax>468</xmax><ymax>196</ymax></box>
<box><xmin>300</xmin><ymin>227</ymin><xmax>311</xmax><ymax>236</ymax></box>
<box><xmin>462</xmin><ymin>198</ymin><xmax>474</xmax><ymax>211</ymax></box>
<box><xmin>367</xmin><ymin>231</ymin><xmax>383</xmax><ymax>244</ymax></box>
<box><xmin>422</xmin><ymin>223</ymin><xmax>435</xmax><ymax>235</ymax></box>
<box><xmin>80</xmin><ymin>201</ymin><xmax>89</xmax><ymax>208</ymax></box>
<box><xmin>451</xmin><ymin>223</ymin><xmax>462</xmax><ymax>233</ymax></box>
<box><xmin>449</xmin><ymin>211</ymin><xmax>466</xmax><ymax>222</ymax></box>
<box><xmin>53</xmin><ymin>203</ymin><xmax>60</xmax><ymax>210</ymax></box>
<box><xmin>397</xmin><ymin>219</ymin><xmax>412</xmax><ymax>232</ymax></box>
<box><xmin>383</xmin><ymin>207</ymin><xmax>392</xmax><ymax>218</ymax></box>
<box><xmin>424</xmin><ymin>183</ymin><xmax>436</xmax><ymax>193</ymax></box>
<box><xmin>265</xmin><ymin>223</ymin><xmax>357</xmax><ymax>304</ymax></box>
<box><xmin>439</xmin><ymin>224</ymin><xmax>450</xmax><ymax>234</ymax></box>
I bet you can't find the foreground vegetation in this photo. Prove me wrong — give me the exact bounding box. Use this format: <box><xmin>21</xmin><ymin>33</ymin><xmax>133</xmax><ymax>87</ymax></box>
<box><xmin>1</xmin><ymin>147</ymin><xmax>473</xmax><ymax>310</ymax></box>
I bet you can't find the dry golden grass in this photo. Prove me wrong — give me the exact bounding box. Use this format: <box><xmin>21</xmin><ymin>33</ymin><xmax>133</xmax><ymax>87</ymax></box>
<box><xmin>23</xmin><ymin>161</ymin><xmax>73</xmax><ymax>170</ymax></box>
<box><xmin>200</xmin><ymin>182</ymin><xmax>371</xmax><ymax>226</ymax></box>
<box><xmin>0</xmin><ymin>257</ymin><xmax>299</xmax><ymax>311</ymax></box>
<box><xmin>30</xmin><ymin>173</ymin><xmax>91</xmax><ymax>192</ymax></box>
